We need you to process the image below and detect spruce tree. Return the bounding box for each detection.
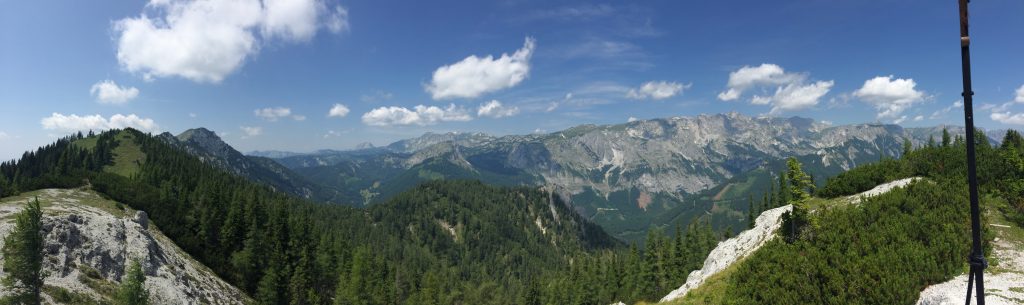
[902,138,913,157]
[942,128,951,147]
[1,198,44,305]
[783,158,813,242]
[747,195,755,229]
[114,260,149,305]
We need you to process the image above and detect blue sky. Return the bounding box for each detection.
[1,0,1023,160]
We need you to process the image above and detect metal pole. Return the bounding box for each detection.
[957,0,986,304]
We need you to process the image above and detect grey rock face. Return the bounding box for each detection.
[0,189,248,304]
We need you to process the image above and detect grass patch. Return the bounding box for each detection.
[43,284,104,305]
[103,131,145,178]
[662,261,744,305]
[1,188,130,218]
[72,136,98,151]
[78,265,118,299]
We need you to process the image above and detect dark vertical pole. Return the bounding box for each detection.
[957,0,986,304]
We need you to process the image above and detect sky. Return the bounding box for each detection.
[1,0,1023,161]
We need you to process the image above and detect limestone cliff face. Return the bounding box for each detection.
[0,189,248,305]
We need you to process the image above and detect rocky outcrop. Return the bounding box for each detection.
[659,204,793,302]
[0,189,248,304]
[660,178,924,303]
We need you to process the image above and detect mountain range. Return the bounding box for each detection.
[206,112,988,240]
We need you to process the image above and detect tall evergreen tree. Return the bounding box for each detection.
[114,260,150,305]
[782,158,813,242]
[1,198,44,305]
[747,194,755,229]
[942,128,951,147]
[902,138,913,157]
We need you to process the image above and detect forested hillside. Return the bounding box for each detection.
[664,129,1024,305]
[0,129,622,304]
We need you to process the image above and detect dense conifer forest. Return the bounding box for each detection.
[1,128,1022,305]
[0,129,721,304]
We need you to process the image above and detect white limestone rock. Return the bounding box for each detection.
[0,189,248,304]
[659,204,792,302]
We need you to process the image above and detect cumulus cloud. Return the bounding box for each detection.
[240,126,263,138]
[41,113,159,133]
[90,80,140,104]
[426,37,535,100]
[255,107,303,121]
[717,63,831,112]
[914,115,924,122]
[766,81,834,113]
[894,115,908,124]
[627,117,638,122]
[1016,84,1024,103]
[717,63,805,101]
[362,104,471,126]
[853,75,925,119]
[992,112,1024,125]
[328,103,350,118]
[477,100,520,118]
[114,0,349,83]
[255,107,291,121]
[626,81,690,100]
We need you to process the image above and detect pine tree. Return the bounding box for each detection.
[783,158,813,242]
[902,138,913,157]
[114,260,149,305]
[942,128,951,147]
[776,171,789,207]
[786,157,812,202]
[747,195,755,229]
[2,198,44,305]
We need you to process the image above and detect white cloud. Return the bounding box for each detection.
[626,81,690,100]
[1016,84,1024,103]
[717,63,830,113]
[90,80,140,104]
[240,126,263,138]
[114,0,349,83]
[717,88,741,101]
[627,117,638,122]
[324,6,349,33]
[426,37,535,100]
[362,104,472,126]
[0,132,9,140]
[477,100,520,118]
[323,130,343,138]
[992,112,1024,125]
[768,81,834,113]
[717,63,805,101]
[189,112,198,118]
[931,100,964,119]
[254,107,299,121]
[853,75,925,119]
[41,113,159,133]
[914,115,924,122]
[328,103,350,118]
[894,115,908,124]
[525,4,615,21]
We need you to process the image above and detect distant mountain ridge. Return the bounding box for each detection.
[262,112,1000,240]
[157,128,348,204]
